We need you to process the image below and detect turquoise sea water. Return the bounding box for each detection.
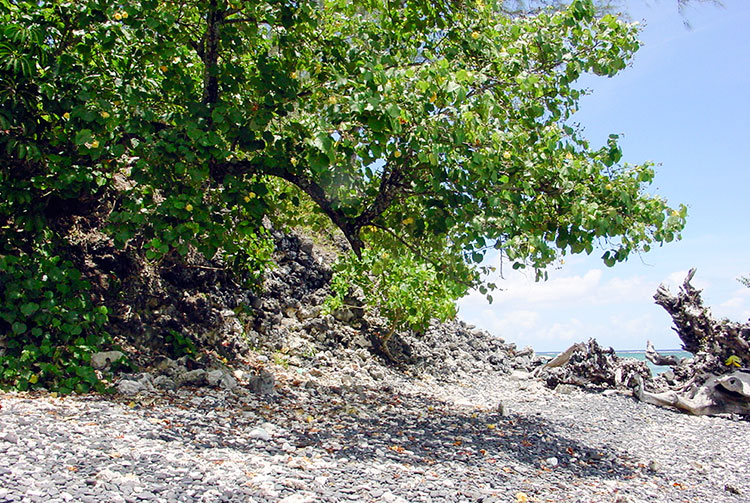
[537,349,692,375]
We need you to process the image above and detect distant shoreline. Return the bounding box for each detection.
[537,349,685,354]
[537,349,692,374]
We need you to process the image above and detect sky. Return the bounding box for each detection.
[457,0,750,352]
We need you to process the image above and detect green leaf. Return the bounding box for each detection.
[21,302,40,316]
[308,152,329,172]
[367,116,387,132]
[74,129,93,145]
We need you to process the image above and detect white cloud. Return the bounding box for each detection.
[662,269,710,291]
[541,319,585,343]
[667,270,690,285]
[597,275,656,304]
[465,308,540,336]
[469,267,655,308]
[485,269,603,305]
[457,256,747,352]
[714,286,750,320]
[720,297,745,309]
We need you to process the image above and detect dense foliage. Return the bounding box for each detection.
[1,0,685,390]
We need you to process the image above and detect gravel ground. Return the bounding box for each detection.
[0,369,747,503]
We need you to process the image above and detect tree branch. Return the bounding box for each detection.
[202,0,223,107]
[214,159,365,256]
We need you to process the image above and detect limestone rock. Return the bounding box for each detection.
[175,369,207,388]
[153,375,176,391]
[248,427,272,441]
[207,369,238,391]
[247,370,275,394]
[117,379,147,395]
[91,351,125,370]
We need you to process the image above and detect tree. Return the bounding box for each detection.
[0,0,685,389]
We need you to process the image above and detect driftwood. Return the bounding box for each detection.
[632,371,750,416]
[653,268,750,373]
[535,339,651,390]
[631,268,750,416]
[645,340,683,367]
[535,270,750,417]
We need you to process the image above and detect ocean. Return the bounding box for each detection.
[537,349,693,375]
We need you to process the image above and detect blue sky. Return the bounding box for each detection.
[457,0,750,351]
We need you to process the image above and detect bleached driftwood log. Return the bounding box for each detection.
[535,339,651,390]
[653,268,750,375]
[631,268,750,416]
[645,340,683,367]
[535,270,750,417]
[632,371,750,416]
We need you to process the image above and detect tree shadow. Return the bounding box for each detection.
[0,388,640,503]
[211,384,638,480]
[23,384,638,481]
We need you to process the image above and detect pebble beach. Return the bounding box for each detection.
[1,368,747,503]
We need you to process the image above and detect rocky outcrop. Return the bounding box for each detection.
[104,226,543,393]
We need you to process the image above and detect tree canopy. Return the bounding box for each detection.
[0,0,686,390]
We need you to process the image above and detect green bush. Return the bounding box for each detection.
[0,246,110,393]
[327,247,464,344]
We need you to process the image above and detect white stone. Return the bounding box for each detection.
[496,402,510,416]
[508,370,531,381]
[279,492,316,503]
[116,380,145,395]
[545,456,559,467]
[248,427,271,441]
[1,430,18,444]
[340,375,354,387]
[554,384,576,395]
[91,351,125,369]
[206,369,225,386]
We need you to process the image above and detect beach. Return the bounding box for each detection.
[1,364,747,503]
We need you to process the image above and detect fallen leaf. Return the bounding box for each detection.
[516,492,529,503]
